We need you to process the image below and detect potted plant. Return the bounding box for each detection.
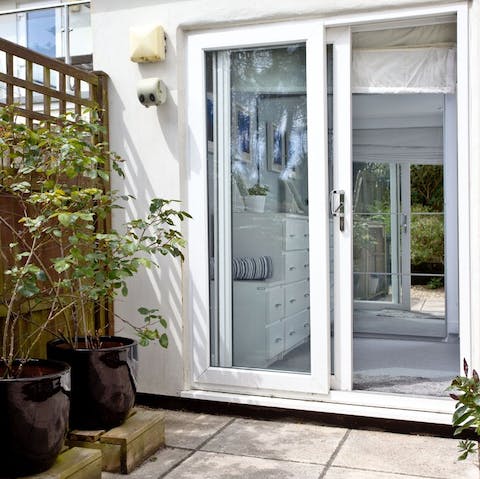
[449,359,480,464]
[0,106,190,432]
[244,183,269,213]
[0,108,72,475]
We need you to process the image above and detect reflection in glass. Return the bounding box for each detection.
[207,45,311,373]
[27,9,56,57]
[351,93,458,397]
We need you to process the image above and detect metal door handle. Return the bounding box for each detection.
[330,189,345,231]
[402,213,408,233]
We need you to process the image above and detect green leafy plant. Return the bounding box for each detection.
[0,106,190,377]
[410,204,444,266]
[426,277,444,289]
[448,359,480,460]
[247,184,269,196]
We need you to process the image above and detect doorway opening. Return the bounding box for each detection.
[337,23,460,396]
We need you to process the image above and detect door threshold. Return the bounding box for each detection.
[180,388,454,425]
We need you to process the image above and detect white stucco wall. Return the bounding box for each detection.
[90,0,480,397]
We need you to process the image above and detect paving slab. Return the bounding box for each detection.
[333,429,479,479]
[164,410,233,449]
[201,417,347,464]
[102,447,191,478]
[324,467,435,478]
[163,450,324,478]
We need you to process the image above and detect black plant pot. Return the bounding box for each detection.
[0,359,70,477]
[47,336,138,430]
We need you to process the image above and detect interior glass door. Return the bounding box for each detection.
[352,132,447,338]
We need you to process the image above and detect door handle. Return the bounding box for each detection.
[402,213,408,233]
[330,189,345,231]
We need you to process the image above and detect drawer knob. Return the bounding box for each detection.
[274,303,282,307]
[289,234,295,238]
[275,337,282,343]
[289,298,296,303]
[289,330,296,336]
[289,266,296,271]
[304,293,310,298]
[304,323,309,328]
[304,234,308,237]
[304,264,309,268]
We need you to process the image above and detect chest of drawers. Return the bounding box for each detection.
[232,213,310,368]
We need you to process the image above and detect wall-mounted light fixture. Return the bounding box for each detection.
[130,25,166,63]
[136,78,167,107]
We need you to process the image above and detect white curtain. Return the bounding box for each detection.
[352,24,456,94]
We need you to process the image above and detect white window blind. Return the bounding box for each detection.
[352,24,456,94]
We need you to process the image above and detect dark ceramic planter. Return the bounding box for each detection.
[0,359,70,477]
[47,336,138,430]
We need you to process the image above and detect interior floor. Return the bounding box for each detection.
[354,309,446,337]
[270,334,459,397]
[352,336,458,396]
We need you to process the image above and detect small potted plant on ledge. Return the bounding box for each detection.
[449,359,480,466]
[244,183,269,213]
[0,106,190,435]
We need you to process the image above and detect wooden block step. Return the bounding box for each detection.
[23,447,102,479]
[67,408,165,474]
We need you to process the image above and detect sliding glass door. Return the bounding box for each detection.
[328,23,460,396]
[188,8,467,401]
[188,20,330,394]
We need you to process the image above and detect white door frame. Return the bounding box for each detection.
[185,2,470,409]
[327,26,353,391]
[327,7,468,392]
[186,19,331,395]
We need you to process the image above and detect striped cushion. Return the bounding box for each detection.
[232,256,273,280]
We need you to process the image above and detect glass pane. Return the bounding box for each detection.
[207,45,310,373]
[353,162,394,302]
[351,92,458,397]
[69,4,92,58]
[27,9,56,57]
[327,44,335,375]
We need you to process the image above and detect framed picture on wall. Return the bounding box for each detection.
[267,122,285,172]
[233,104,251,162]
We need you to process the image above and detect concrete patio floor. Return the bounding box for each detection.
[103,408,479,479]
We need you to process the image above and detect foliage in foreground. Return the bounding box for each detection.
[449,359,480,460]
[0,106,190,377]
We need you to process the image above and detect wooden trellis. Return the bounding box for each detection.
[0,36,108,131]
[0,36,112,354]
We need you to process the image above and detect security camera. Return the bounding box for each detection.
[136,78,167,107]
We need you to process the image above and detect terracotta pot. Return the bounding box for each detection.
[0,359,70,476]
[47,336,138,429]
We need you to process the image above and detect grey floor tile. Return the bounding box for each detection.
[333,429,479,479]
[164,450,324,478]
[164,410,233,449]
[324,466,434,478]
[201,418,347,464]
[102,447,191,478]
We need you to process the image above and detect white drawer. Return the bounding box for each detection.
[267,286,284,324]
[285,280,310,316]
[266,321,284,359]
[285,250,309,283]
[285,219,309,251]
[284,310,310,351]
